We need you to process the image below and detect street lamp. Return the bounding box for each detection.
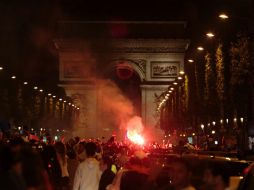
[179,71,185,75]
[201,124,204,131]
[197,46,204,51]
[206,32,215,38]
[219,13,229,20]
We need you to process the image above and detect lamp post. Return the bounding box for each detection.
[218,7,254,152]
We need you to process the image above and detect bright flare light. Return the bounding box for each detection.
[127,130,145,145]
[126,116,145,145]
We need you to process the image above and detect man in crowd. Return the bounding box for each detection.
[73,142,101,190]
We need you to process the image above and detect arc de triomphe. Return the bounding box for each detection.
[55,22,189,142]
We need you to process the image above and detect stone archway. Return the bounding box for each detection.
[55,22,189,141]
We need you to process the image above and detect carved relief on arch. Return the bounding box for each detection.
[113,59,146,81]
[71,93,88,128]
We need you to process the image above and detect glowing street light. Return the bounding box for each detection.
[188,59,194,63]
[0,67,3,70]
[179,71,185,75]
[11,75,16,79]
[197,46,204,51]
[23,81,28,85]
[219,13,229,20]
[206,32,215,38]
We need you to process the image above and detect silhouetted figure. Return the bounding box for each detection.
[99,155,115,190]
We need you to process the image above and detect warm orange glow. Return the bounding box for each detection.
[126,116,145,145]
[206,32,215,38]
[197,46,204,51]
[219,13,229,19]
[127,130,145,145]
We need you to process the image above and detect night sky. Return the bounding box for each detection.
[0,0,250,89]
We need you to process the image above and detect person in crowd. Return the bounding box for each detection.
[0,143,26,190]
[76,141,87,162]
[98,155,115,190]
[0,141,53,190]
[73,142,101,190]
[119,170,149,190]
[126,155,151,175]
[168,158,196,190]
[116,146,129,169]
[106,167,128,190]
[20,143,53,190]
[41,145,62,190]
[55,141,70,190]
[200,163,230,190]
[66,147,79,189]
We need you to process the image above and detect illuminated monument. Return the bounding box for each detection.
[54,21,189,141]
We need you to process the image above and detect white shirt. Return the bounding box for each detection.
[73,157,102,190]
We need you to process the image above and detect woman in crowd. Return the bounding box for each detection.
[54,142,70,190]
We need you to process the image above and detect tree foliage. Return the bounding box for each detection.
[204,52,216,105]
[215,43,225,102]
[230,35,251,85]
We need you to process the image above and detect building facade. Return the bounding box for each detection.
[55,21,189,141]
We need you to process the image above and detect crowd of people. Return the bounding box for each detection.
[0,128,239,190]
